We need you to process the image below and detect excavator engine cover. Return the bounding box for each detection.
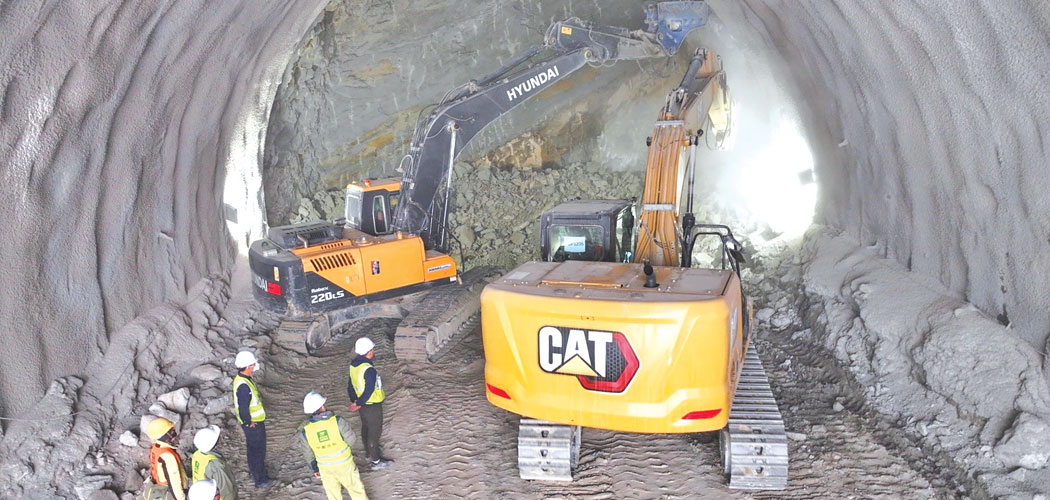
[482,260,749,434]
[249,222,457,318]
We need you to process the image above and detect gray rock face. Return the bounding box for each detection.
[262,0,686,225]
[0,0,328,418]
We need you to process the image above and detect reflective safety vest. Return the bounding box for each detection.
[232,375,266,424]
[349,361,385,404]
[304,416,353,467]
[150,443,185,486]
[191,450,218,482]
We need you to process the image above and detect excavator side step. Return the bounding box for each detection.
[394,267,502,362]
[722,343,789,490]
[518,419,581,481]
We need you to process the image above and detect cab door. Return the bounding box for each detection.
[370,190,401,235]
[372,194,389,234]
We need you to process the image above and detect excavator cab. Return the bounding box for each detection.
[540,200,634,263]
[344,177,401,235]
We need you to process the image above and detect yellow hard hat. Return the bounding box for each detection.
[146,417,175,441]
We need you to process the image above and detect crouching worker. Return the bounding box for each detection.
[191,425,238,500]
[188,480,219,500]
[299,392,369,500]
[144,417,188,500]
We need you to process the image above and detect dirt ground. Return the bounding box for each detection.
[214,308,978,500]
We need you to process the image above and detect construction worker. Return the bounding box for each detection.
[347,337,392,470]
[144,417,188,500]
[187,480,219,500]
[232,350,273,488]
[191,425,238,499]
[299,392,369,500]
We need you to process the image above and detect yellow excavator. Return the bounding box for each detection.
[481,47,789,490]
[248,2,714,359]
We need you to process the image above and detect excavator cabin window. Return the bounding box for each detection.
[373,195,387,234]
[345,191,362,229]
[549,225,605,262]
[615,206,635,263]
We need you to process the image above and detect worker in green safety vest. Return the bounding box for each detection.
[232,350,273,488]
[299,392,369,500]
[190,425,238,500]
[347,336,393,470]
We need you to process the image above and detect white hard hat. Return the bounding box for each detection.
[193,425,221,453]
[188,479,218,500]
[354,337,375,355]
[234,351,258,369]
[303,391,327,414]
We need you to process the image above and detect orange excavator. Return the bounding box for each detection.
[248,2,714,359]
[481,47,789,489]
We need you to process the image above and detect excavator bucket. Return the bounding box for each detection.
[645,1,712,55]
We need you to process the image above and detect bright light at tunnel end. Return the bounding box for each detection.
[728,121,817,241]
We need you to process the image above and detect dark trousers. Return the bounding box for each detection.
[359,403,383,461]
[241,422,269,485]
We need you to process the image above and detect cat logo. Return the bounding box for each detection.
[537,326,640,393]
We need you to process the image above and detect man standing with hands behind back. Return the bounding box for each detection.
[347,337,393,470]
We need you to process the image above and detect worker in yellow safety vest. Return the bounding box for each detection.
[144,417,188,500]
[347,337,393,470]
[299,392,369,500]
[191,425,238,499]
[232,350,273,488]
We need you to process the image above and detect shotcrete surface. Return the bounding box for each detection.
[709,0,1050,348]
[0,0,328,419]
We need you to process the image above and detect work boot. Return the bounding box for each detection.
[255,479,276,489]
[369,459,393,470]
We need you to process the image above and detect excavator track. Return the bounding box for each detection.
[517,419,581,481]
[394,266,501,362]
[721,343,789,490]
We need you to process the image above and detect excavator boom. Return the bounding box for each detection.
[392,2,713,253]
[634,49,730,267]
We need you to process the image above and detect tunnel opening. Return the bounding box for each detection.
[259,1,820,269]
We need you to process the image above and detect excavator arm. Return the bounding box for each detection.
[392,1,713,253]
[633,48,731,267]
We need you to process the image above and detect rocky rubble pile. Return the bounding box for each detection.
[446,162,643,270]
[0,277,286,499]
[289,188,345,225]
[282,161,645,271]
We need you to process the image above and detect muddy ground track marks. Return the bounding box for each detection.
[217,310,976,499]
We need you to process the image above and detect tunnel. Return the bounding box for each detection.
[1,0,1048,498]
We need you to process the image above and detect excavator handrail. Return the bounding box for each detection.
[391,2,712,253]
[684,223,746,274]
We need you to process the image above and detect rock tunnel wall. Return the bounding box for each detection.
[710,0,1050,348]
[0,0,328,418]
